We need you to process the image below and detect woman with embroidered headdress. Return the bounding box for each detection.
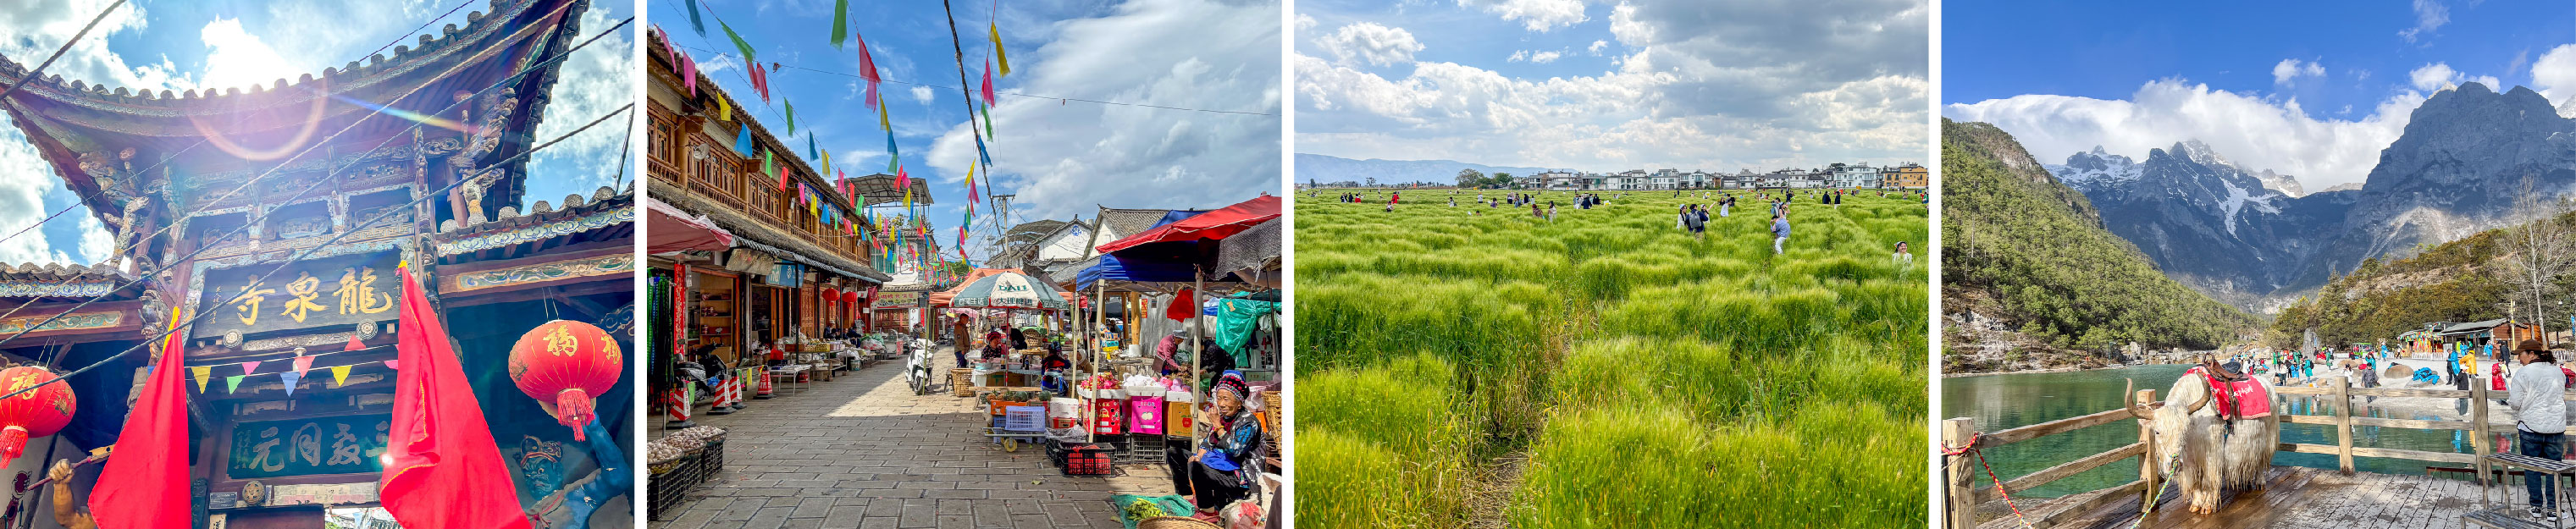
[1189,371,1264,514]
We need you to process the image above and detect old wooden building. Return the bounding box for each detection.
[0,0,634,527]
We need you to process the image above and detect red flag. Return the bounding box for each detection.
[88,313,191,528]
[855,32,882,107]
[1167,288,1197,321]
[379,267,531,529]
[750,64,771,102]
[981,59,997,105]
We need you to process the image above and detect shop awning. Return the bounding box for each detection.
[1213,218,1281,279]
[647,196,732,254]
[947,270,1071,311]
[931,267,1015,306]
[1094,195,1280,252]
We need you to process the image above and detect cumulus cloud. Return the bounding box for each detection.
[1588,40,1607,55]
[1313,22,1423,67]
[2529,45,2576,108]
[926,0,1280,223]
[2409,62,2499,92]
[526,5,637,196]
[2398,0,2448,43]
[1945,79,2430,190]
[1296,0,1927,171]
[1457,0,1589,32]
[2271,58,2324,85]
[1508,50,1563,63]
[911,85,937,104]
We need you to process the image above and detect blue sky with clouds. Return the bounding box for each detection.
[0,0,634,267]
[1945,0,2576,190]
[655,0,1280,264]
[1295,0,1929,174]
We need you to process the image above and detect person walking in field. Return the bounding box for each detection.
[1771,213,1790,254]
[2508,339,2567,521]
[1685,205,1707,240]
[1677,204,1690,230]
[1547,201,1556,223]
[1893,241,1913,267]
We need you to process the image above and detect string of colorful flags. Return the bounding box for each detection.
[663,0,1007,273]
[172,338,401,395]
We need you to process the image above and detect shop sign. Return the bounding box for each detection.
[194,251,402,339]
[766,262,803,287]
[876,291,920,306]
[227,414,390,478]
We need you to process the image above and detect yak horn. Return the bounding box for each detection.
[2122,378,2157,419]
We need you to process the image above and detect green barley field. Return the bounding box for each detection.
[1295,189,1929,528]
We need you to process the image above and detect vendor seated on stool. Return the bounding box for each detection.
[1188,371,1265,514]
[1038,346,1072,392]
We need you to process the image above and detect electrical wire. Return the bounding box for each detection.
[0,102,635,403]
[0,14,633,350]
[0,1,595,318]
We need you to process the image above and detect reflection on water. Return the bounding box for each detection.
[1944,365,2490,499]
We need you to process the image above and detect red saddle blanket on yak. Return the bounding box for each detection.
[2193,366,2272,419]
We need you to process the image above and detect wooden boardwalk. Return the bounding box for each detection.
[1978,466,2512,529]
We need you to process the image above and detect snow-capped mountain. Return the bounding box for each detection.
[2039,82,2576,311]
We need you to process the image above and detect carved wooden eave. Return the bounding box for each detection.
[431,185,632,262]
[0,0,595,230]
[647,29,871,213]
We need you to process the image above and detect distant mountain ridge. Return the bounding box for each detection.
[1295,153,1553,185]
[2034,82,2576,312]
[1941,118,2255,360]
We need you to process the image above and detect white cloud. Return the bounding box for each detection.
[1945,79,2429,190]
[1506,50,1565,63]
[911,85,937,104]
[1296,0,1926,171]
[1457,0,1589,32]
[2409,62,2499,92]
[2530,45,2576,108]
[1295,14,1317,32]
[526,5,637,197]
[1313,22,1423,67]
[74,214,112,266]
[2271,58,2324,85]
[198,18,299,92]
[2399,0,2449,43]
[1588,40,1607,55]
[926,0,1280,223]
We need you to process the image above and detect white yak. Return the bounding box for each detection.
[2126,365,2280,515]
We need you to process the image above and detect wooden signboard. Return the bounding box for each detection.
[226,414,391,478]
[194,251,403,339]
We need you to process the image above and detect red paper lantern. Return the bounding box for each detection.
[843,290,860,305]
[507,320,623,440]
[0,367,74,469]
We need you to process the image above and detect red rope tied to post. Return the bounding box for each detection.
[1943,432,2039,529]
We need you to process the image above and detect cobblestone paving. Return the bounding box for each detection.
[651,349,1174,529]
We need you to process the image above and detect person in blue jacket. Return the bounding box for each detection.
[1771,213,1791,254]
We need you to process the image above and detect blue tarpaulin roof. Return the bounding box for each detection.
[1075,211,1205,290]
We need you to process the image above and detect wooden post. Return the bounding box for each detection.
[1943,417,1977,529]
[2472,372,2492,485]
[2333,376,2356,474]
[2136,389,2159,512]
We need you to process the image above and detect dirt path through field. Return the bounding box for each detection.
[1466,449,1533,528]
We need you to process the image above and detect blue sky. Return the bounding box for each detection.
[1945,0,2576,189]
[0,0,634,266]
[1295,0,1928,173]
[655,0,1280,264]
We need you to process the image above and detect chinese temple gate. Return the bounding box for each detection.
[0,1,633,528]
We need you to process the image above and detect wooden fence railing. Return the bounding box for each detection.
[1943,373,2576,529]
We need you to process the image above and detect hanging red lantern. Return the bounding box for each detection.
[0,366,74,469]
[507,320,623,441]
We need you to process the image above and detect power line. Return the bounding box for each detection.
[0,0,126,102]
[0,0,478,250]
[0,2,586,274]
[0,102,635,403]
[0,13,632,349]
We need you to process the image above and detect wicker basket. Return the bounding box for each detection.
[1262,391,1282,434]
[1136,516,1221,529]
[951,369,977,397]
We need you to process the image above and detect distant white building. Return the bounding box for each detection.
[1540,170,1584,190]
[1831,164,1882,188]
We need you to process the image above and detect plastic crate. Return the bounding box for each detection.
[1001,405,1047,433]
[1063,446,1116,477]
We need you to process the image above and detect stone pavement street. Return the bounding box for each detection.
[651,347,1175,529]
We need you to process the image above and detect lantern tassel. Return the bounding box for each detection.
[556,388,595,441]
[0,425,27,468]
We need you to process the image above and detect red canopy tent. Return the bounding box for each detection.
[646,196,734,253]
[1094,195,1280,252]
